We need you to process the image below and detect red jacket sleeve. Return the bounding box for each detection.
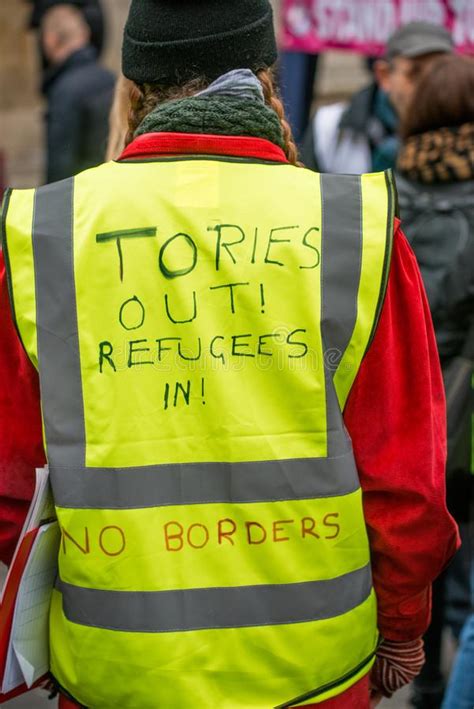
[0,251,46,565]
[344,222,460,642]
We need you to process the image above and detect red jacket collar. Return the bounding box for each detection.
[119,132,289,163]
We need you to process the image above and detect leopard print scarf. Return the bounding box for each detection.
[397,123,474,184]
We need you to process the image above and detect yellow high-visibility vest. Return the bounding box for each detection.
[3,156,395,708]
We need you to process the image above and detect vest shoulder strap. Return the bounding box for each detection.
[320,170,396,410]
[2,186,38,367]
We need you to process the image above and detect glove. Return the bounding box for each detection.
[370,637,425,699]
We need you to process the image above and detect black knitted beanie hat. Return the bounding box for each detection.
[122,0,278,87]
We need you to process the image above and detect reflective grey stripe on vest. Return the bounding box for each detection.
[56,563,372,633]
[33,178,86,469]
[32,176,364,510]
[50,449,359,509]
[320,174,363,456]
[320,174,362,366]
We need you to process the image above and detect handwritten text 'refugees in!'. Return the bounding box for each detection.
[95,222,321,408]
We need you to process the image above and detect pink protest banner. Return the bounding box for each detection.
[281,0,474,56]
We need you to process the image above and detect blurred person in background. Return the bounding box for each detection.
[272,0,320,145]
[301,22,453,174]
[396,54,474,709]
[441,243,474,709]
[279,50,319,145]
[41,3,114,183]
[28,0,106,66]
[442,584,474,709]
[1,0,459,706]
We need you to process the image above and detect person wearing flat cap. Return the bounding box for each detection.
[376,21,454,124]
[0,2,458,708]
[302,21,454,174]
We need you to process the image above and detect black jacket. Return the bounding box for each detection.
[43,46,115,184]
[397,174,474,495]
[396,175,474,364]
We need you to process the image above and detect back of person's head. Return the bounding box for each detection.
[400,54,474,139]
[41,3,90,64]
[119,0,299,165]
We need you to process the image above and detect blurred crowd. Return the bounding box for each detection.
[2,2,474,708]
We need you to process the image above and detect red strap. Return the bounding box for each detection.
[55,678,369,709]
[0,529,39,670]
[293,675,370,708]
[59,695,83,709]
[119,133,288,163]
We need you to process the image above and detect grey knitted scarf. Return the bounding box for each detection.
[135,69,284,149]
